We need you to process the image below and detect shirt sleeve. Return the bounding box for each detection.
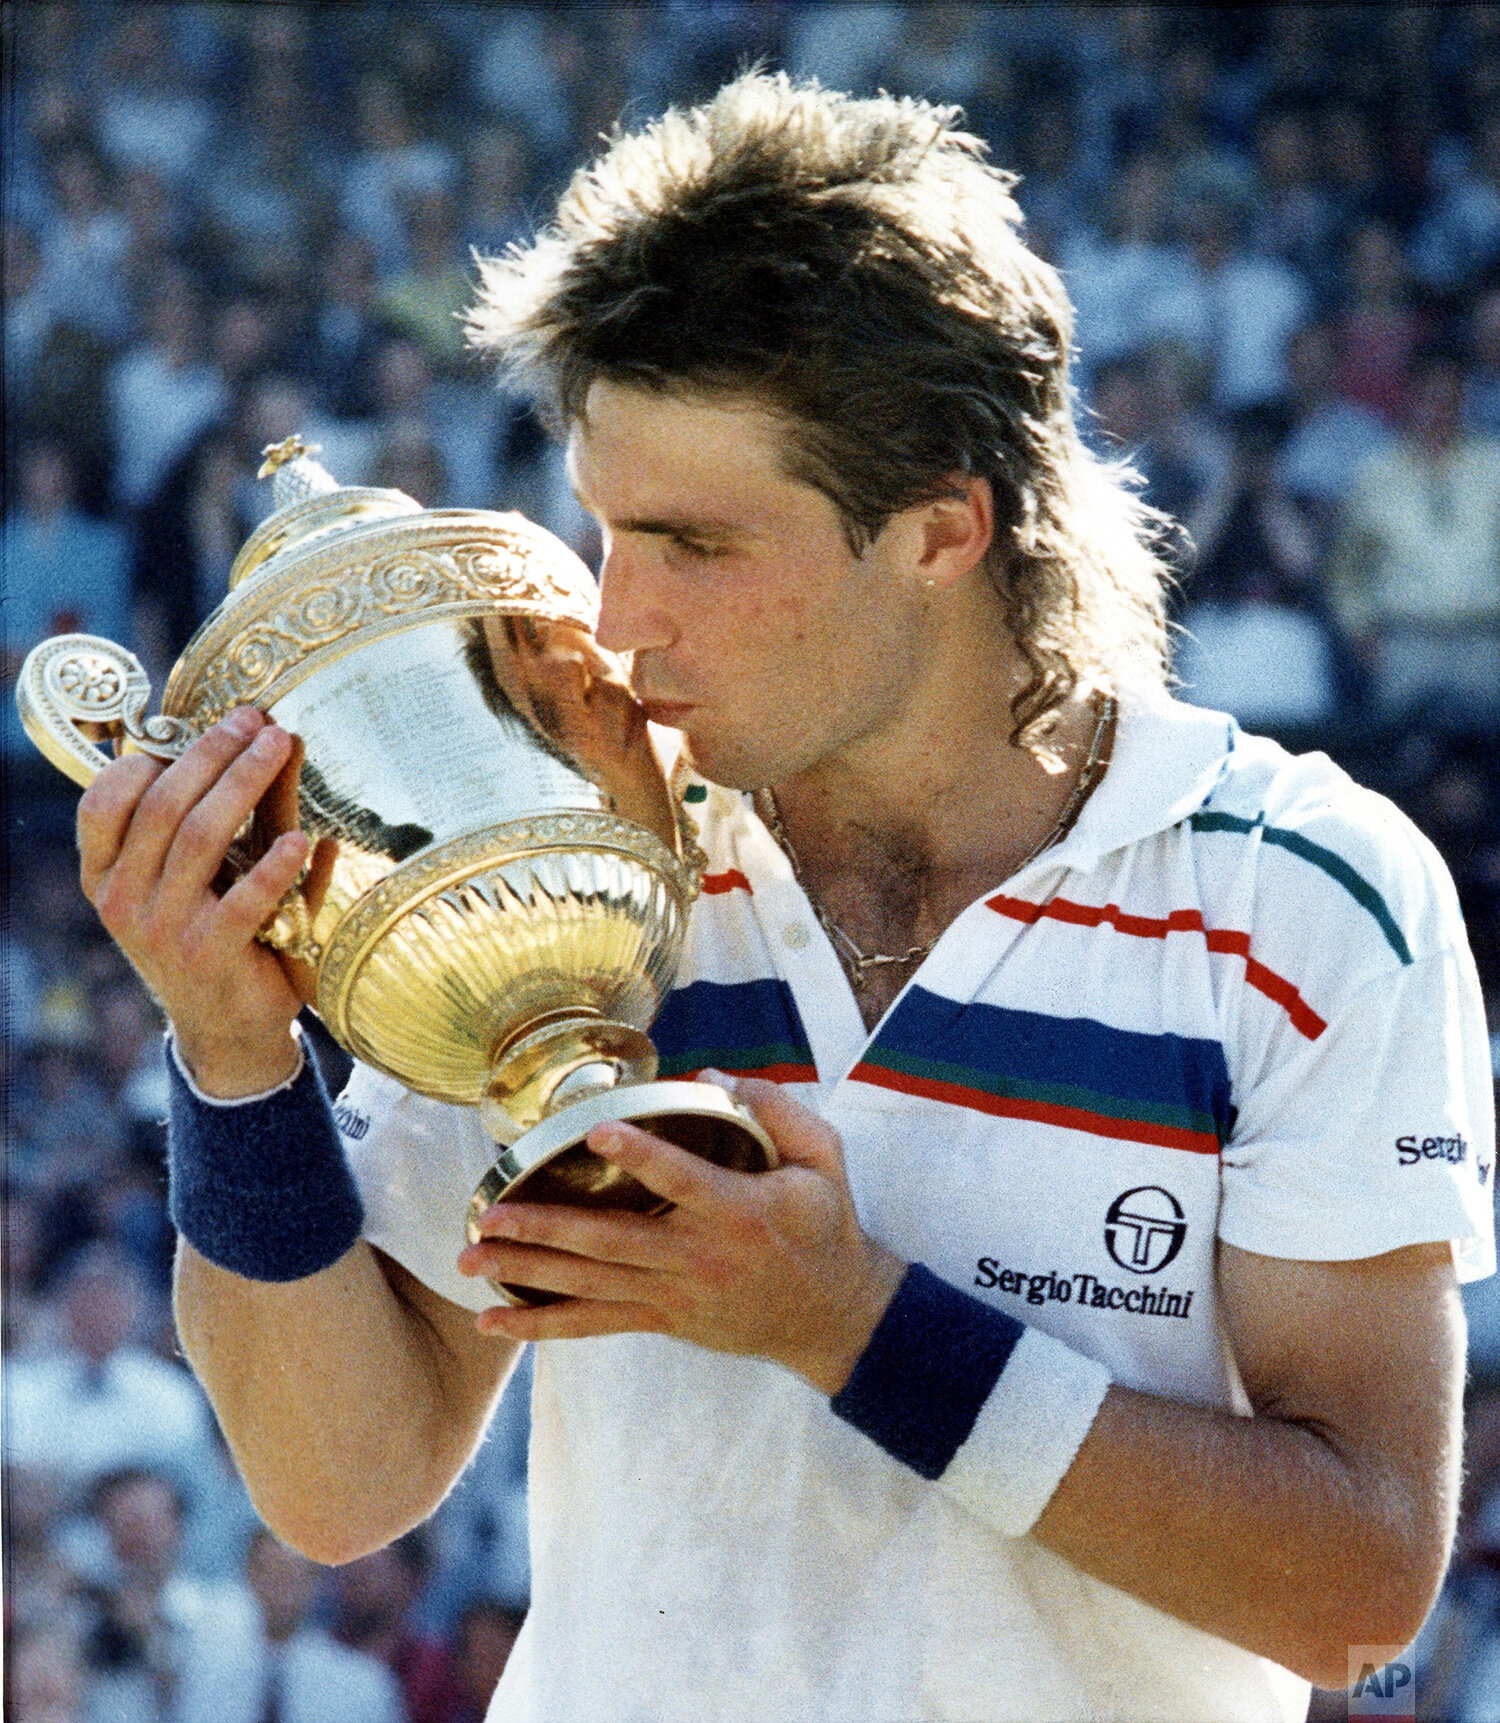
[1218,945,1496,1282]
[336,1061,502,1313]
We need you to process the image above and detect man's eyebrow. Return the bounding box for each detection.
[611,513,742,538]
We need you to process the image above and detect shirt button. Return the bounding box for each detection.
[782,922,811,951]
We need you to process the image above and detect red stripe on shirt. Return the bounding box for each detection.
[700,869,753,895]
[985,893,1327,1039]
[675,1062,818,1084]
[850,1063,1223,1155]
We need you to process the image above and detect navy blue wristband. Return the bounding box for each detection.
[830,1262,1025,1479]
[167,1044,365,1282]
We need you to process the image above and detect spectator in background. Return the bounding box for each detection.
[473,7,581,160]
[1328,349,1500,728]
[245,1531,403,1723]
[92,8,216,194]
[5,220,54,399]
[131,427,263,675]
[2,438,130,671]
[106,267,227,514]
[304,228,391,420]
[377,189,478,376]
[1320,101,1402,243]
[1185,403,1321,605]
[330,1531,465,1723]
[1276,318,1395,533]
[1010,97,1095,261]
[117,165,189,312]
[1145,189,1309,410]
[200,69,331,276]
[3,1246,227,1540]
[370,419,450,509]
[1464,287,1500,439]
[367,336,500,507]
[34,136,134,347]
[1249,102,1339,304]
[1061,150,1190,392]
[1412,101,1500,299]
[1331,220,1430,427]
[78,1468,261,1723]
[1089,340,1229,528]
[1175,404,1337,730]
[462,125,534,261]
[340,72,457,279]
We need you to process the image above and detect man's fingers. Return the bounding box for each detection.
[466,1201,677,1270]
[700,1071,846,1177]
[87,710,267,909]
[213,830,312,945]
[457,1237,658,1305]
[77,753,168,897]
[584,1119,735,1211]
[475,1296,671,1343]
[156,722,298,908]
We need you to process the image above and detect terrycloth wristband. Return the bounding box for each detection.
[166,1035,365,1282]
[831,1262,1112,1538]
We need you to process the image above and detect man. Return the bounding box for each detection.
[244,1528,404,1723]
[80,1468,262,1723]
[76,74,1492,1722]
[1327,348,1500,731]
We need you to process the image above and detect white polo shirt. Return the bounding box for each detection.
[342,694,1494,1723]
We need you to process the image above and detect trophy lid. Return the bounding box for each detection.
[161,434,603,729]
[227,435,424,590]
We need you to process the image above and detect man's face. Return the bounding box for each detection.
[567,382,935,789]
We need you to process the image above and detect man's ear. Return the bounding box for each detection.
[913,475,994,590]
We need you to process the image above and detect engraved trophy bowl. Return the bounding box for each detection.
[16,437,775,1305]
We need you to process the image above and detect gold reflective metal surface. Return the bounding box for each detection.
[15,440,774,1302]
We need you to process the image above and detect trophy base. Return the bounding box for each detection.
[466,1081,778,1307]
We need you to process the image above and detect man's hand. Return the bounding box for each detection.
[76,708,319,1096]
[459,1075,906,1394]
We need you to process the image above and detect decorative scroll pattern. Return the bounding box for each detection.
[16,635,195,789]
[164,519,602,726]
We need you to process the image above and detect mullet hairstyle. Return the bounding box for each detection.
[468,70,1173,756]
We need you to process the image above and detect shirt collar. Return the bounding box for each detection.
[1035,692,1236,878]
[670,693,1238,885]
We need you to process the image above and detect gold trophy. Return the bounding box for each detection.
[16,438,774,1304]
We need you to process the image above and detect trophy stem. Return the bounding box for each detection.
[478,1014,658,1146]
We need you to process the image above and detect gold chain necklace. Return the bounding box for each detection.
[757,696,1116,989]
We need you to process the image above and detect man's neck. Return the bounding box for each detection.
[769,596,1098,885]
[762,594,1108,1024]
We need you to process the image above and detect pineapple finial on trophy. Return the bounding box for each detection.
[257,434,340,509]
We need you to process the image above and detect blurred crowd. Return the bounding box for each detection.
[5,5,1500,1720]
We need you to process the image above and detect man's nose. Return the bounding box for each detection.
[594,540,674,656]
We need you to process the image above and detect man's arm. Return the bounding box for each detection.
[174,1241,516,1564]
[1031,1239,1463,1687]
[462,1079,1467,1687]
[77,710,517,1562]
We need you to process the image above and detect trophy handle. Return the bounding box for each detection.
[15,634,194,788]
[15,634,322,971]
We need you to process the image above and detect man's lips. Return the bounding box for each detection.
[636,698,696,726]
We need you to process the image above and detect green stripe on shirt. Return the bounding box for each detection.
[1188,810,1413,965]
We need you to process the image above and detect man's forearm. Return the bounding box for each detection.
[175,1240,518,1564]
[1031,1382,1451,1687]
[1030,1243,1465,1688]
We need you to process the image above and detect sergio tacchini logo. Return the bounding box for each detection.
[1105,1186,1187,1274]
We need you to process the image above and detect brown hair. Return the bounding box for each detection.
[468,70,1172,753]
